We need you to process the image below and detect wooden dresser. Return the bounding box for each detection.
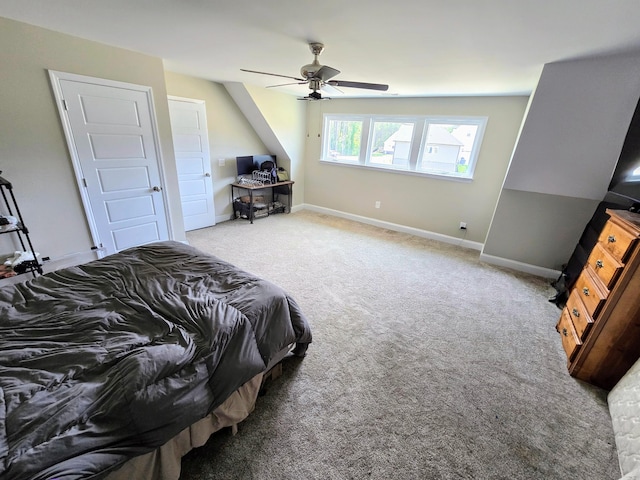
[556,209,640,390]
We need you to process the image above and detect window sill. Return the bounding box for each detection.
[319,159,474,182]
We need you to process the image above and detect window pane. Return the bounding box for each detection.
[321,114,486,180]
[419,123,479,176]
[325,119,362,161]
[369,122,414,168]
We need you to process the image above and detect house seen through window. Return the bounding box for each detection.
[322,114,487,179]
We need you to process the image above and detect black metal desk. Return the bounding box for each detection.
[230,180,294,224]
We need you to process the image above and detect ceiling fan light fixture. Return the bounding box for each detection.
[300,61,320,79]
[241,42,388,96]
[298,91,329,101]
[300,42,327,78]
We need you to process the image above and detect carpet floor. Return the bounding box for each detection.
[179,210,619,480]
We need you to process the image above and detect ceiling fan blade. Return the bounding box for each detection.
[241,69,305,82]
[321,83,343,95]
[328,80,389,91]
[314,65,340,81]
[266,82,308,88]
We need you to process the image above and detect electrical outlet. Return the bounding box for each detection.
[375,201,381,209]
[459,222,467,230]
[218,158,225,166]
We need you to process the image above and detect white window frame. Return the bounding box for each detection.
[321,114,488,181]
[365,117,419,171]
[322,115,367,165]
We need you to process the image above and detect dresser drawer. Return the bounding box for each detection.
[566,288,594,340]
[574,266,608,319]
[557,308,582,362]
[599,220,637,262]
[587,242,624,289]
[560,209,640,390]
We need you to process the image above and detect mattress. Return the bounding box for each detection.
[608,357,640,479]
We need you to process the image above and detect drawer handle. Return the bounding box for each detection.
[562,328,568,337]
[608,235,616,243]
[583,287,590,296]
[572,308,580,317]
[595,259,604,269]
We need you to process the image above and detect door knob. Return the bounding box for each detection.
[205,173,211,177]
[152,186,161,192]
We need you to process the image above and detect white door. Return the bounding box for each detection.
[168,98,215,231]
[49,71,170,256]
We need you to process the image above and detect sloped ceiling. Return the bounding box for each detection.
[1,0,640,98]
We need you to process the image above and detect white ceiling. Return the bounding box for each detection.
[3,0,640,98]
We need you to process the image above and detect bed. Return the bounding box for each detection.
[608,357,640,479]
[0,241,312,480]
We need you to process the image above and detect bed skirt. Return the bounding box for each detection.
[104,371,264,480]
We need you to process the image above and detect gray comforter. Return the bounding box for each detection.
[0,241,311,480]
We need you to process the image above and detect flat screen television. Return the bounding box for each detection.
[608,97,640,212]
[236,155,277,177]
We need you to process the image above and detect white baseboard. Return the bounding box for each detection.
[300,204,483,251]
[39,249,100,274]
[299,204,561,279]
[291,204,305,214]
[478,253,561,280]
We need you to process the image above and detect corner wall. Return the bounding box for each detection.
[224,83,307,207]
[483,52,640,272]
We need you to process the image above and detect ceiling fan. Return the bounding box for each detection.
[241,42,389,100]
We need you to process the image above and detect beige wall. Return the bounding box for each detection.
[163,72,267,221]
[241,84,307,174]
[0,17,184,266]
[303,96,529,243]
[224,83,307,207]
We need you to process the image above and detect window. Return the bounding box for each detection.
[322,114,487,180]
[368,121,414,168]
[418,123,480,176]
[323,117,364,163]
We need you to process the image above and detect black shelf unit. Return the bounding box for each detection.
[0,172,43,278]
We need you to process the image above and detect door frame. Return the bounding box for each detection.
[48,70,173,257]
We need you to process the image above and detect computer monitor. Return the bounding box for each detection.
[236,155,277,177]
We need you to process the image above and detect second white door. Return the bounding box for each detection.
[168,98,215,231]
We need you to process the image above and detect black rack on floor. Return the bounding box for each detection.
[0,172,43,278]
